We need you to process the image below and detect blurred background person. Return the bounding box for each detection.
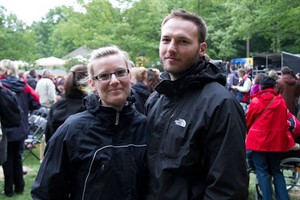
[146,68,160,93]
[131,67,150,114]
[45,64,88,143]
[0,82,22,166]
[17,71,26,82]
[268,70,279,81]
[226,65,239,95]
[130,66,140,85]
[231,68,252,112]
[26,69,38,89]
[276,66,300,116]
[0,64,7,80]
[35,69,57,161]
[54,75,65,101]
[0,59,40,197]
[35,69,57,108]
[246,76,298,200]
[250,73,266,96]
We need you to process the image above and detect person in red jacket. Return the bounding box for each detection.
[246,76,299,200]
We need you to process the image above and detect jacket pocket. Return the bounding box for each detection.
[161,110,193,159]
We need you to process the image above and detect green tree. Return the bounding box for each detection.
[0,6,37,62]
[32,6,73,58]
[123,0,167,65]
[1,0,300,65]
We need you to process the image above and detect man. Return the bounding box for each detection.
[276,66,300,116]
[35,69,57,108]
[26,69,38,89]
[35,69,57,162]
[226,65,239,95]
[145,9,248,199]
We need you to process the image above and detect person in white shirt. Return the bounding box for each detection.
[231,68,252,112]
[35,70,57,108]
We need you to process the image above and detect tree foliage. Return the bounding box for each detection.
[0,6,37,62]
[0,0,299,66]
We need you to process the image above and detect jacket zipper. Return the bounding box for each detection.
[115,112,120,125]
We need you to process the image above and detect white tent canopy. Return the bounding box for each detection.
[35,56,66,67]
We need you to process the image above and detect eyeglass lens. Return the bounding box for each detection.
[94,68,129,81]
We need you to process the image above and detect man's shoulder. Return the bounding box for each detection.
[63,110,91,126]
[191,82,234,102]
[203,81,228,91]
[37,78,55,90]
[38,78,53,84]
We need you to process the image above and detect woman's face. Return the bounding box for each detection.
[90,54,131,110]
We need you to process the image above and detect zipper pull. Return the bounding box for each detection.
[115,112,120,125]
[101,164,105,172]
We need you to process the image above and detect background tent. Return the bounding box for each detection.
[62,46,93,59]
[35,57,66,67]
[252,51,300,76]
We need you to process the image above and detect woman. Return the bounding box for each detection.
[250,73,265,96]
[131,67,151,114]
[0,59,41,197]
[44,64,88,143]
[31,46,147,199]
[246,76,298,200]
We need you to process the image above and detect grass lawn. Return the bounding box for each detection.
[0,147,299,200]
[0,147,41,200]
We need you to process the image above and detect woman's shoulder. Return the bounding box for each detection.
[63,110,93,126]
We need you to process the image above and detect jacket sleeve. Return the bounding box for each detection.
[203,97,248,200]
[0,86,22,127]
[25,84,41,111]
[287,111,300,139]
[245,101,257,130]
[31,124,71,200]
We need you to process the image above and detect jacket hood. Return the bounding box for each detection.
[1,76,26,92]
[281,74,297,85]
[132,82,151,99]
[250,88,276,99]
[156,58,227,97]
[250,88,284,109]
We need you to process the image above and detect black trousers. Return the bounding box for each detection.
[2,141,25,194]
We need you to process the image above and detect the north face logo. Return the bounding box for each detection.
[174,118,186,127]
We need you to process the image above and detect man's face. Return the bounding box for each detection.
[159,17,206,80]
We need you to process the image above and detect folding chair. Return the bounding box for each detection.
[23,116,47,161]
[38,106,50,118]
[31,116,47,140]
[30,106,50,118]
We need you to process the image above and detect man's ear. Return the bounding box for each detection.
[199,42,207,57]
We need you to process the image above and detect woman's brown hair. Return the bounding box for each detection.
[64,64,88,98]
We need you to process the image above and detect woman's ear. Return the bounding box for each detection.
[89,79,97,93]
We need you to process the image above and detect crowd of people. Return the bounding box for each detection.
[0,8,299,200]
[226,62,300,199]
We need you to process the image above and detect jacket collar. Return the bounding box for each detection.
[156,58,226,98]
[83,93,135,114]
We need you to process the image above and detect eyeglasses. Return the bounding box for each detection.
[92,68,129,81]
